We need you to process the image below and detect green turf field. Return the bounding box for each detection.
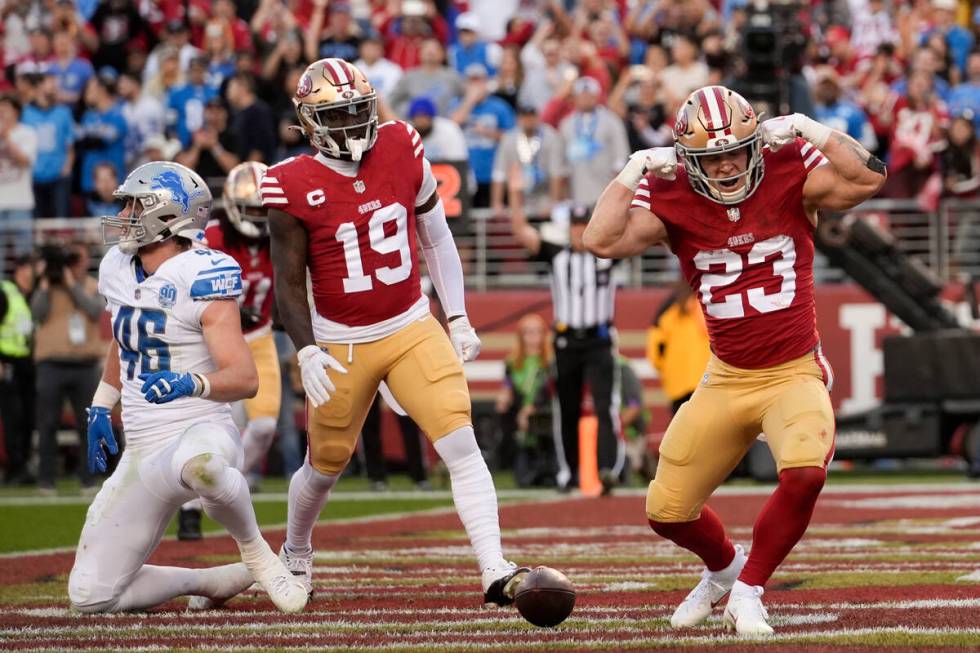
[0,468,969,555]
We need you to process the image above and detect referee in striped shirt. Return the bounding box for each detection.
[510,203,624,493]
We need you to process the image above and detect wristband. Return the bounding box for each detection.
[192,373,211,399]
[797,115,833,149]
[92,380,121,408]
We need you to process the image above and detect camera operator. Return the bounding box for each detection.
[32,244,108,495]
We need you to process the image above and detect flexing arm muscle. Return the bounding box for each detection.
[584,180,667,258]
[200,299,259,401]
[269,208,316,350]
[803,131,887,213]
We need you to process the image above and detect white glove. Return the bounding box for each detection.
[296,345,348,408]
[615,147,677,191]
[448,315,481,362]
[759,113,832,151]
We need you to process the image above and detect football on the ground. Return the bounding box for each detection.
[514,566,576,627]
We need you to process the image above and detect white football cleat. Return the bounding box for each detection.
[279,543,314,597]
[670,544,746,628]
[186,562,255,611]
[238,538,308,613]
[723,580,774,636]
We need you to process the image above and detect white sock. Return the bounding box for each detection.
[433,426,507,573]
[241,417,278,473]
[113,563,253,611]
[286,461,338,554]
[181,453,260,543]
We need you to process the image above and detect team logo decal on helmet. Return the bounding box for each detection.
[292,58,379,162]
[151,170,206,215]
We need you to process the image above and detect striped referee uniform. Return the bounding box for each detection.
[535,239,625,491]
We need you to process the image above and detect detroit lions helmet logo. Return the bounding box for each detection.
[151,171,206,215]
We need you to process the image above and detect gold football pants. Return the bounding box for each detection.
[646,349,835,523]
[307,315,471,475]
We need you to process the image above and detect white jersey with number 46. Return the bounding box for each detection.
[98,245,244,450]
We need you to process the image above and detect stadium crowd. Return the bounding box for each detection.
[1,0,980,229]
[0,0,979,489]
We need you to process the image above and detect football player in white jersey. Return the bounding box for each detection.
[68,161,307,614]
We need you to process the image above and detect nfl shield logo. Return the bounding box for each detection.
[727,207,741,222]
[353,180,366,193]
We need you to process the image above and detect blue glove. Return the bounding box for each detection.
[139,371,199,404]
[86,406,118,474]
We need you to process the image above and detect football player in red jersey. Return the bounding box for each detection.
[584,86,887,635]
[263,58,529,606]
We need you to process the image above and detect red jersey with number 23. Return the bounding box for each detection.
[632,138,829,369]
[259,121,426,328]
[203,221,274,335]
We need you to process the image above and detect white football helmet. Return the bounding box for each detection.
[102,161,211,254]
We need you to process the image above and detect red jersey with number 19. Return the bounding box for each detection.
[632,138,829,369]
[259,121,427,331]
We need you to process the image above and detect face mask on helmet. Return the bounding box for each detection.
[102,162,212,254]
[228,201,269,238]
[676,133,765,205]
[303,95,378,161]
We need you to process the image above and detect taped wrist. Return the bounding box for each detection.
[91,380,121,409]
[796,114,832,149]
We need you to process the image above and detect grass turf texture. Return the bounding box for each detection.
[2,483,980,651]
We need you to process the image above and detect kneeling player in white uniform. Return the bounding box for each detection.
[68,161,307,614]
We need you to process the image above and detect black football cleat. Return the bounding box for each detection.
[483,566,531,606]
[178,508,203,541]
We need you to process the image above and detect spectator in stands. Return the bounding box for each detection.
[584,8,630,74]
[22,26,54,68]
[496,313,555,488]
[609,64,672,151]
[261,29,307,103]
[0,94,37,256]
[660,34,710,108]
[33,243,105,495]
[407,96,468,161]
[519,29,577,112]
[882,69,948,199]
[356,32,404,99]
[305,0,362,63]
[275,67,312,159]
[492,103,567,221]
[924,0,974,75]
[226,72,277,163]
[449,12,502,77]
[174,96,241,178]
[143,20,201,83]
[948,52,980,131]
[851,0,899,60]
[48,29,94,106]
[22,68,74,219]
[251,0,301,51]
[86,0,156,73]
[166,55,217,147]
[85,162,121,217]
[138,133,182,166]
[941,112,980,262]
[893,47,952,103]
[491,46,523,110]
[381,0,450,70]
[202,20,238,89]
[76,70,127,197]
[450,63,516,207]
[0,254,36,487]
[144,46,184,103]
[559,76,629,208]
[388,38,463,117]
[13,61,42,108]
[812,66,878,152]
[212,0,254,53]
[117,71,165,169]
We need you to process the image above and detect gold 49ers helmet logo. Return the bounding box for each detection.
[673,108,689,138]
[296,73,313,98]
